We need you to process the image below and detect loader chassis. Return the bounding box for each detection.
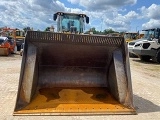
[128,28,160,63]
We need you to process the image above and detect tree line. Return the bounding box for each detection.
[22,27,125,36]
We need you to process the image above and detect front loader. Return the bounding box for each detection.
[0,28,17,56]
[14,12,136,115]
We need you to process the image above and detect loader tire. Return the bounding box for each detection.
[129,53,138,58]
[139,55,151,62]
[154,49,160,63]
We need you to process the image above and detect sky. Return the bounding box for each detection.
[0,0,160,32]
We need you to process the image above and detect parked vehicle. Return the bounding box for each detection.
[0,28,17,55]
[1,27,25,53]
[15,30,25,51]
[124,32,139,43]
[0,37,15,56]
[128,28,160,63]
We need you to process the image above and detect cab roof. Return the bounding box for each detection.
[55,12,87,17]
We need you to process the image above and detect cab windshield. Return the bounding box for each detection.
[61,14,82,33]
[143,29,158,40]
[16,31,25,36]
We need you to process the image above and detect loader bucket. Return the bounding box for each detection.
[14,31,136,115]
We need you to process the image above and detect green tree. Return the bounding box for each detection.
[103,29,115,34]
[85,28,120,35]
[23,27,32,33]
[44,27,50,31]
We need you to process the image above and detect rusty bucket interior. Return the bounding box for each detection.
[14,31,136,115]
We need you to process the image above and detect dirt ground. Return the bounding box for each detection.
[0,54,160,120]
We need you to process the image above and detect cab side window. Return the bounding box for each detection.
[155,31,159,39]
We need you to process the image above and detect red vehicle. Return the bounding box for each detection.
[0,28,17,56]
[0,36,16,56]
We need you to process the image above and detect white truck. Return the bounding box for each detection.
[128,28,160,63]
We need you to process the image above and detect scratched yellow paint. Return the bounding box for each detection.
[15,88,135,114]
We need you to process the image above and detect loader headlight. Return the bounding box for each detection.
[142,43,150,49]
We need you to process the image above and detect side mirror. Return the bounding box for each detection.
[53,14,57,21]
[86,16,89,24]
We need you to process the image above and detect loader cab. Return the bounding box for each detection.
[53,12,89,33]
[143,28,160,41]
[16,30,25,37]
